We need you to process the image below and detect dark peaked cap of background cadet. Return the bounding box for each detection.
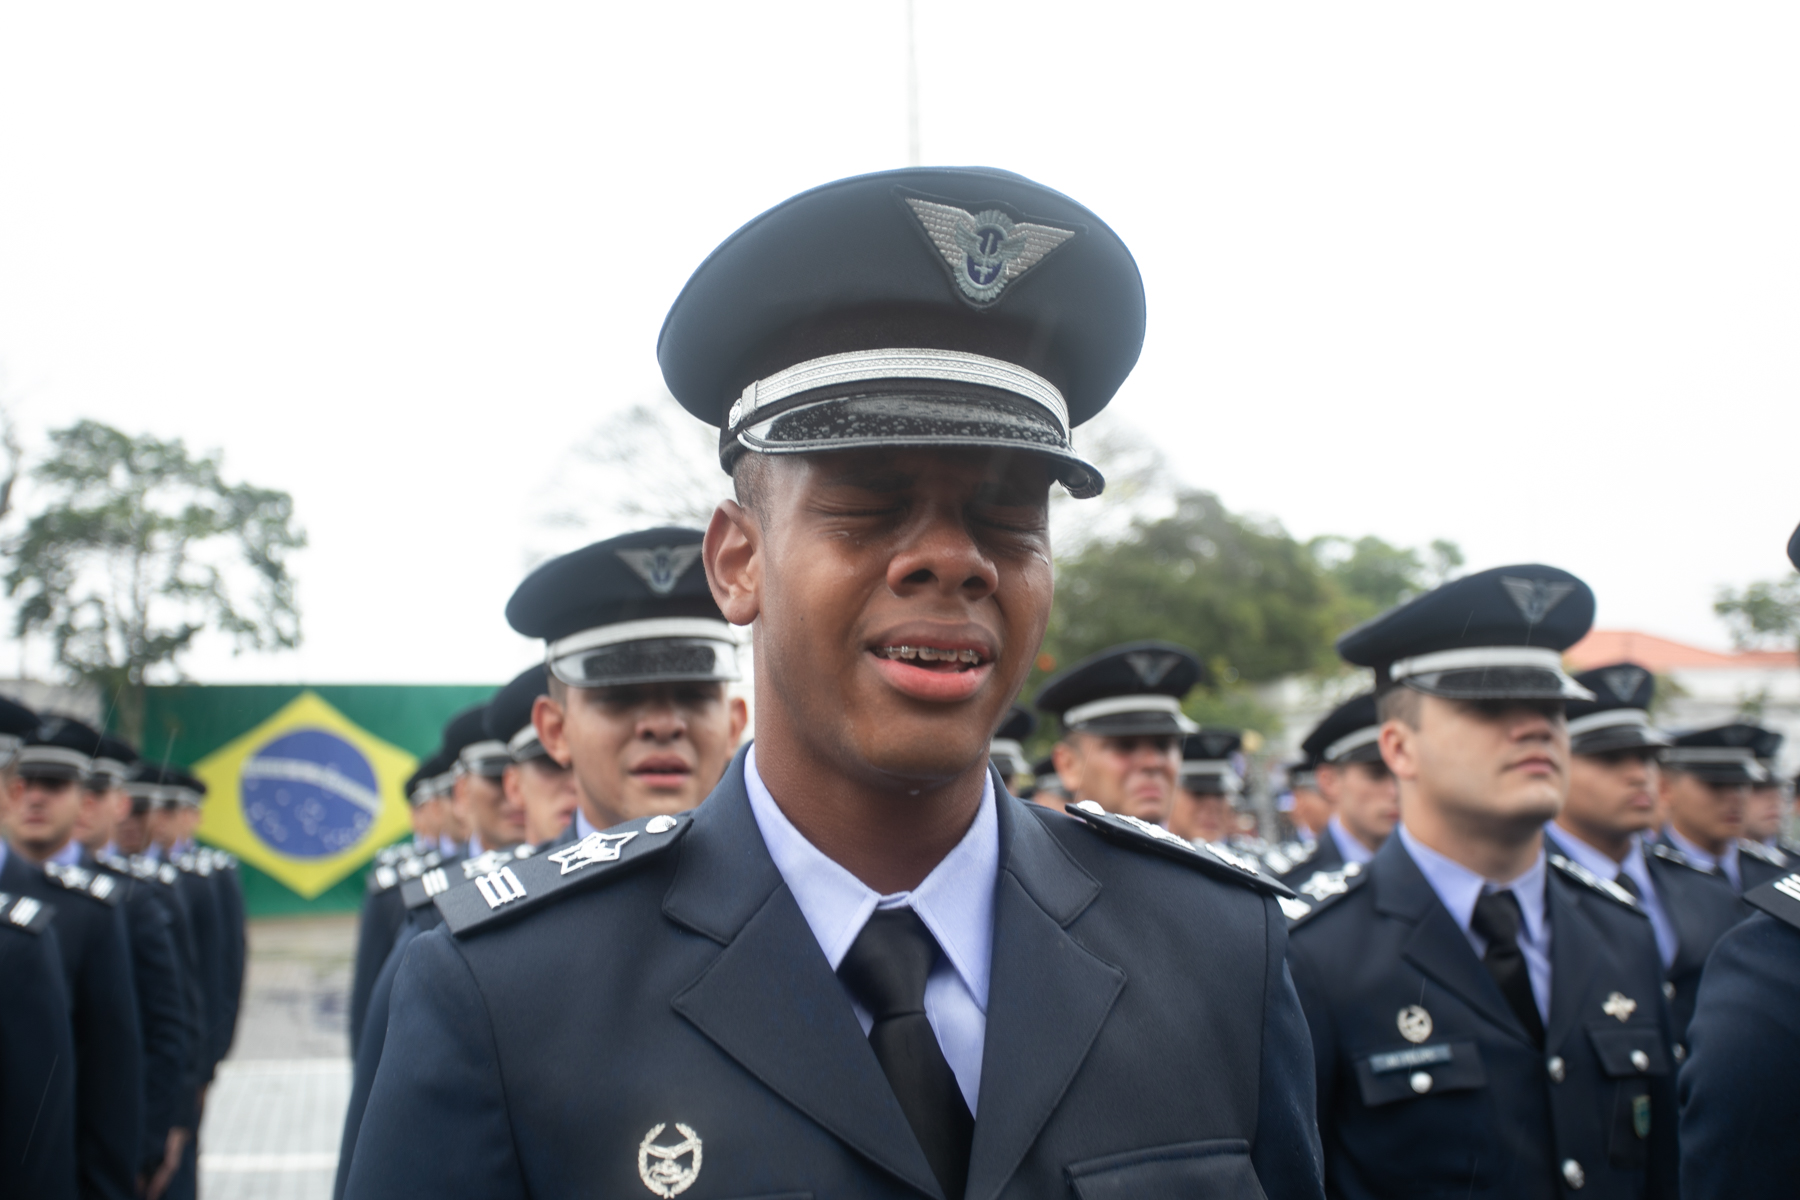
[1563,662,1670,756]
[1663,723,1769,785]
[505,528,738,691]
[485,665,552,761]
[1035,641,1204,736]
[1300,693,1383,767]
[989,704,1036,780]
[440,703,507,780]
[657,167,1147,499]
[18,714,102,780]
[1181,729,1244,794]
[0,694,36,762]
[1336,564,1595,700]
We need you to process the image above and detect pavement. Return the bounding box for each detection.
[198,914,355,1200]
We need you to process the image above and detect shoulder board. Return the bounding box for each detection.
[93,850,132,877]
[42,861,123,906]
[374,843,417,867]
[1746,872,1800,933]
[403,844,538,911]
[1738,839,1791,868]
[1549,854,1644,913]
[1268,840,1320,877]
[1060,801,1295,899]
[1285,863,1369,926]
[369,849,444,894]
[174,852,213,877]
[438,814,692,937]
[0,891,54,933]
[1648,841,1718,877]
[129,856,180,886]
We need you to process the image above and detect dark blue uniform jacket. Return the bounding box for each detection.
[346,753,1325,1200]
[1288,834,1678,1200]
[0,893,76,1200]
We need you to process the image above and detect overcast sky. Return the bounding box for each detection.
[0,3,1795,686]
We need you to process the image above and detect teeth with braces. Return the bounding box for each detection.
[877,645,984,665]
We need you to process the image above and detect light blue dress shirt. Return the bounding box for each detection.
[1664,825,1741,892]
[1546,826,1678,970]
[48,840,82,867]
[1399,824,1553,1024]
[744,744,997,1114]
[1328,814,1375,866]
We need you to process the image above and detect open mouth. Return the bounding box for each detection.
[867,638,996,702]
[630,757,694,788]
[872,644,989,671]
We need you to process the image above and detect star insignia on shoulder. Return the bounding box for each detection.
[547,830,639,875]
[1738,839,1790,868]
[1286,863,1368,926]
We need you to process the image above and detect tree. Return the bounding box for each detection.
[1311,534,1464,626]
[5,421,305,739]
[1714,576,1800,656]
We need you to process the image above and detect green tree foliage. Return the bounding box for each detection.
[1714,575,1800,655]
[5,421,305,738]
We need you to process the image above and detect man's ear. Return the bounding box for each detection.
[1051,741,1081,795]
[1378,720,1418,783]
[532,694,572,769]
[727,696,749,744]
[705,499,761,627]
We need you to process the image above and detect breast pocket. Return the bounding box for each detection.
[1067,1139,1263,1199]
[1352,1039,1486,1107]
[1586,1023,1668,1170]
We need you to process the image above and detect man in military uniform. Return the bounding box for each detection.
[1677,523,1800,1200]
[1038,641,1203,825]
[1543,663,1742,1042]
[0,868,78,1200]
[1278,694,1396,891]
[349,167,1322,1199]
[487,665,583,846]
[1168,729,1245,846]
[1288,565,1678,1199]
[1741,727,1791,857]
[1654,724,1786,892]
[1,719,146,1200]
[506,527,749,843]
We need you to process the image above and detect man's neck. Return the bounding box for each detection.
[753,722,987,896]
[1401,793,1543,882]
[12,833,73,867]
[1670,817,1729,858]
[1552,815,1631,864]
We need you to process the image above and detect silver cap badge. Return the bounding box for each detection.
[906,198,1076,305]
[617,545,703,596]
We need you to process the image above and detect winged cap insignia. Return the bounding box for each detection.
[1123,651,1180,688]
[617,545,703,596]
[637,1122,702,1197]
[1601,666,1647,702]
[546,830,639,876]
[1499,576,1576,625]
[905,198,1077,304]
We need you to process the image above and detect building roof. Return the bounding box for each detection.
[1565,629,1798,673]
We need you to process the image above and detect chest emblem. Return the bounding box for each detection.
[1397,1005,1434,1044]
[638,1123,702,1197]
[1602,991,1638,1022]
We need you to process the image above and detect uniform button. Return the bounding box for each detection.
[1562,1159,1586,1189]
[1672,1043,1686,1063]
[1630,1049,1650,1072]
[1547,1055,1566,1083]
[1409,1071,1433,1094]
[1662,981,1676,1001]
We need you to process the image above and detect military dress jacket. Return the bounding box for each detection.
[1677,871,1800,1200]
[0,852,145,1200]
[1638,843,1746,1042]
[1276,832,1346,891]
[346,752,1325,1200]
[164,852,230,1086]
[0,892,76,1200]
[348,846,443,1056]
[1287,835,1678,1200]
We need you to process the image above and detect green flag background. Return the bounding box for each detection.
[137,684,497,916]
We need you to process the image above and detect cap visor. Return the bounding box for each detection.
[548,637,740,690]
[1401,666,1593,703]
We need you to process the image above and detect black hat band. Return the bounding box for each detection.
[17,745,93,780]
[457,741,512,780]
[546,617,741,690]
[1322,725,1383,765]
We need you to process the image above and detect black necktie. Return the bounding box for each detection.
[1470,889,1546,1047]
[1612,871,1640,900]
[838,908,974,1200]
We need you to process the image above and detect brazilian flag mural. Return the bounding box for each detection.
[138,684,496,916]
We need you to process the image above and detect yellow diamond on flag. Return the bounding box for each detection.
[194,691,417,898]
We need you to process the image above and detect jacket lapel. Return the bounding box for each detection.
[963,793,1119,1200]
[665,750,944,1198]
[1543,871,1602,1053]
[1377,837,1536,1047]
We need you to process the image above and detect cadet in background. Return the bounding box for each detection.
[1277,693,1396,892]
[1654,724,1787,893]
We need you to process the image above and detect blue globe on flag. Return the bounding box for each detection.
[241,729,382,858]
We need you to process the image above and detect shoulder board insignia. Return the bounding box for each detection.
[1062,801,1295,899]
[404,845,537,911]
[1263,840,1313,877]
[374,843,418,868]
[1649,841,1717,877]
[1287,864,1369,926]
[43,861,122,905]
[1746,872,1800,933]
[1550,854,1644,913]
[371,850,444,893]
[0,891,54,933]
[174,852,213,877]
[94,851,132,876]
[1739,839,1790,868]
[438,814,691,937]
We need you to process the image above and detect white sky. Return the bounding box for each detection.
[0,3,1795,686]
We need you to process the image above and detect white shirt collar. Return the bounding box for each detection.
[1399,823,1548,946]
[743,744,998,1012]
[1547,822,1622,881]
